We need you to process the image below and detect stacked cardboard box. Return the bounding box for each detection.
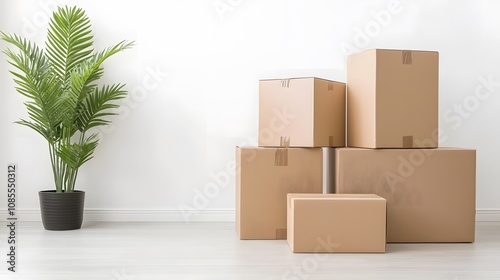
[334,148,476,242]
[236,147,324,239]
[236,49,476,251]
[258,78,345,147]
[347,49,439,148]
[336,49,476,243]
[287,194,386,253]
[236,78,346,240]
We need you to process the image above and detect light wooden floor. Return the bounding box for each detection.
[1,222,499,280]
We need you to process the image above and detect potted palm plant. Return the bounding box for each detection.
[1,6,134,230]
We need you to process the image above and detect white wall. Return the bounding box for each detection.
[1,0,499,221]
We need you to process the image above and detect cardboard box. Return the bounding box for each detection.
[236,147,331,239]
[347,49,439,148]
[334,148,476,242]
[259,77,345,147]
[287,194,386,253]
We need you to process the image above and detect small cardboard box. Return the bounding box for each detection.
[347,49,439,148]
[334,148,476,242]
[236,147,332,239]
[287,194,386,253]
[259,77,345,147]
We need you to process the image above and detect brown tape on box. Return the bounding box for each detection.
[274,149,288,166]
[403,50,413,64]
[280,79,290,88]
[403,136,414,148]
[328,82,334,91]
[276,228,287,239]
[275,136,290,166]
[280,136,290,147]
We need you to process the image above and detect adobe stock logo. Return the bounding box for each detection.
[111,268,135,280]
[21,0,68,38]
[381,74,498,200]
[259,106,296,145]
[281,236,340,280]
[212,0,244,21]
[442,74,499,129]
[179,104,295,222]
[340,0,403,57]
[384,148,438,191]
[178,136,257,222]
[94,65,169,140]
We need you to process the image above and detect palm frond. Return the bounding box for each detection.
[1,32,64,141]
[46,6,93,83]
[77,84,127,131]
[57,135,99,169]
[16,119,52,141]
[2,6,133,192]
[71,40,134,98]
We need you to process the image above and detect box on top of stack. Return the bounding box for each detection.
[347,49,439,149]
[259,77,346,148]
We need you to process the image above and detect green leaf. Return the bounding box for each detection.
[57,135,99,169]
[1,5,134,192]
[77,84,127,131]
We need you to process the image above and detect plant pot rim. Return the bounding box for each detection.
[39,190,85,193]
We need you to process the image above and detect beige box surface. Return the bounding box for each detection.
[347,49,439,148]
[287,194,386,253]
[259,77,345,147]
[334,148,476,242]
[236,147,326,239]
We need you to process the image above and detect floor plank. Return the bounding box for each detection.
[1,222,499,279]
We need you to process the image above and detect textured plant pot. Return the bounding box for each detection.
[39,190,85,230]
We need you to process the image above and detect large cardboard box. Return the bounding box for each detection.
[347,49,439,148]
[259,77,345,147]
[287,194,386,253]
[236,147,330,239]
[334,148,476,242]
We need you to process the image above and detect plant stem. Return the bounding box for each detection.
[49,143,61,192]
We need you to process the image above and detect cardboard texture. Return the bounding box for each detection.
[287,194,386,253]
[236,147,326,240]
[259,77,346,147]
[347,49,439,148]
[334,148,476,242]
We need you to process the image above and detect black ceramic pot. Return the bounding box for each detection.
[39,190,85,230]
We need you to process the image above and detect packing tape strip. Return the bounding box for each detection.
[328,82,334,91]
[403,136,414,148]
[280,136,290,147]
[274,136,290,166]
[274,149,288,166]
[280,79,291,88]
[275,228,287,240]
[403,50,413,64]
[329,136,334,146]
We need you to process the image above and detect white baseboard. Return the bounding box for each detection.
[476,208,500,222]
[0,209,236,222]
[83,209,236,222]
[1,208,499,222]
